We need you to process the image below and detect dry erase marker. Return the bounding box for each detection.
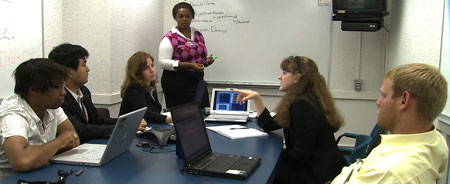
[204,55,217,67]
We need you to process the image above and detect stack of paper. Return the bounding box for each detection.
[206,125,268,139]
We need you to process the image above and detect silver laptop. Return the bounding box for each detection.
[204,88,250,123]
[51,107,147,166]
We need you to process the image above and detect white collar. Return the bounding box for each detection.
[171,26,196,40]
[18,94,53,130]
[66,87,84,103]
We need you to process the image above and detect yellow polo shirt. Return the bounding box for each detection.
[332,128,448,184]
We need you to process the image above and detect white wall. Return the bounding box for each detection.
[43,0,63,58]
[329,20,386,140]
[386,0,444,69]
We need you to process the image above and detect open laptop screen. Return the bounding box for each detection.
[193,80,206,104]
[193,80,210,109]
[171,103,211,163]
[212,89,248,112]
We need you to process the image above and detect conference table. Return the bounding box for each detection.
[0,120,283,184]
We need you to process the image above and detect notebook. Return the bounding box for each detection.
[171,102,260,180]
[206,124,267,139]
[51,107,147,166]
[204,88,250,123]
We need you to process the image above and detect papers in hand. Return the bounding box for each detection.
[161,111,171,116]
[207,125,267,139]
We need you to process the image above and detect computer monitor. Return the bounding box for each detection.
[332,0,387,16]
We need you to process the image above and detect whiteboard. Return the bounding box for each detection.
[440,0,450,117]
[187,0,332,85]
[0,0,43,99]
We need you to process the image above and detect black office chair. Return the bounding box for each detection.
[96,107,111,119]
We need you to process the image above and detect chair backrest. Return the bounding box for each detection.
[366,124,387,156]
[369,124,383,138]
[96,107,111,118]
[349,134,372,164]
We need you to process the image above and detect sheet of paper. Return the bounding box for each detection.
[161,112,171,116]
[207,125,267,139]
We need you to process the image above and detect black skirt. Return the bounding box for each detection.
[161,70,209,108]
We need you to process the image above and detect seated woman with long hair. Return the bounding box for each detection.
[119,51,172,124]
[234,56,347,183]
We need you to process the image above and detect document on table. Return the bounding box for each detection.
[206,125,267,139]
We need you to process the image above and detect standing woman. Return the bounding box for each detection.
[158,2,214,108]
[120,51,172,124]
[234,56,347,183]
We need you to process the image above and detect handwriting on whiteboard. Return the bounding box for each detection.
[188,1,251,35]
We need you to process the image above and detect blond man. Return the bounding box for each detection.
[332,63,448,183]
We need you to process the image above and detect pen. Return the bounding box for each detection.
[75,169,83,176]
[230,127,249,130]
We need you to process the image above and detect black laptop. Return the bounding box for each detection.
[163,80,208,113]
[171,102,261,180]
[193,79,207,104]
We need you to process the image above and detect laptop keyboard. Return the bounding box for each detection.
[194,154,241,172]
[207,114,248,120]
[79,147,105,161]
[152,127,173,132]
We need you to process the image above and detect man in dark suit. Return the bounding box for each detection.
[49,43,147,143]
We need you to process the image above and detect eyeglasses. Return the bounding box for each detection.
[293,56,302,71]
[50,83,66,91]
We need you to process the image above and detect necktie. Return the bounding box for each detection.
[80,98,87,121]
